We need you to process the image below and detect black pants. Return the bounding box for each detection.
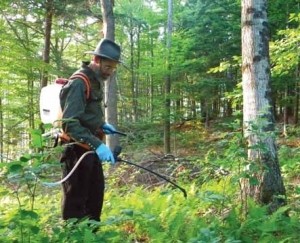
[60,144,105,221]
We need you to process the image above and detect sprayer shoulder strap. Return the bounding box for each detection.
[69,72,91,100]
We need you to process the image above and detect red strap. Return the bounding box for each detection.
[70,72,91,99]
[55,78,68,85]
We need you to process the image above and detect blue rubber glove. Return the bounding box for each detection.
[96,144,115,164]
[102,123,116,135]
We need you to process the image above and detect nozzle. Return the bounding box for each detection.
[114,131,127,136]
[113,145,122,161]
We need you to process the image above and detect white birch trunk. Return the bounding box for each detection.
[241,0,285,212]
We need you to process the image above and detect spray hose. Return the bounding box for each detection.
[41,141,187,198]
[42,150,94,187]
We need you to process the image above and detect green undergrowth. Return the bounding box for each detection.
[1,179,299,242]
[0,123,300,242]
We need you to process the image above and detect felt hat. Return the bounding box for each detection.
[85,38,121,63]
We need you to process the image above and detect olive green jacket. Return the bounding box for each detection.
[60,62,105,150]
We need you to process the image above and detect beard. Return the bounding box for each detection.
[90,61,110,80]
[94,68,108,80]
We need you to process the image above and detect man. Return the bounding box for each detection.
[59,38,121,222]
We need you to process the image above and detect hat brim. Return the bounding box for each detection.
[85,51,122,63]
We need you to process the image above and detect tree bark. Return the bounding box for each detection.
[149,30,154,121]
[294,63,299,125]
[0,97,3,163]
[241,0,286,213]
[101,0,119,150]
[129,16,137,122]
[41,0,53,88]
[164,0,173,154]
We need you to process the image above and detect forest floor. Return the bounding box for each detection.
[117,119,300,194]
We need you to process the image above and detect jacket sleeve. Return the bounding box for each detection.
[60,79,102,150]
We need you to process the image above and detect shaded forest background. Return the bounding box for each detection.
[0,0,299,160]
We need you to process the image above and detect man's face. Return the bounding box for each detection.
[99,59,118,79]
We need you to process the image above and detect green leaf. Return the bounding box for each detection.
[249,177,259,186]
[19,154,31,162]
[121,209,134,216]
[9,163,23,173]
[30,129,43,149]
[30,225,40,234]
[20,209,39,219]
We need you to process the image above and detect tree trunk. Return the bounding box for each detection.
[0,97,3,163]
[101,0,119,150]
[164,0,173,154]
[129,17,137,122]
[149,30,154,121]
[136,28,141,119]
[241,0,286,213]
[41,0,53,88]
[283,85,289,137]
[28,78,35,129]
[294,63,299,125]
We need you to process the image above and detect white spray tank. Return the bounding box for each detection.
[40,78,67,127]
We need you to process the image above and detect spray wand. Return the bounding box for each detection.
[113,145,187,198]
